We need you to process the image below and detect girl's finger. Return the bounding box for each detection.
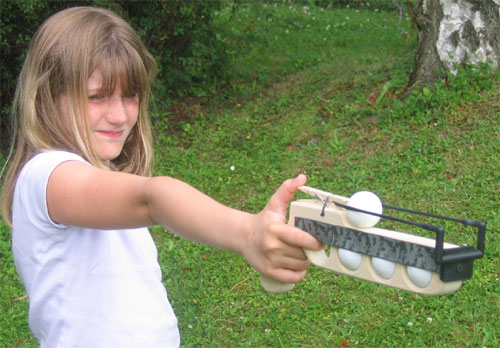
[264,268,308,284]
[272,224,324,252]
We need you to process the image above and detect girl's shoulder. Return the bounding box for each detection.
[21,150,88,175]
[17,151,89,192]
[30,150,87,164]
[14,151,92,228]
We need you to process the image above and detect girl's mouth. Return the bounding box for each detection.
[98,130,124,139]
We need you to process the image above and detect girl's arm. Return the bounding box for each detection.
[47,161,323,283]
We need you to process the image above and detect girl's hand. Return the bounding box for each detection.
[242,174,324,283]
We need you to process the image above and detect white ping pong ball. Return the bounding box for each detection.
[346,191,383,228]
[371,257,396,279]
[338,248,362,271]
[407,266,433,288]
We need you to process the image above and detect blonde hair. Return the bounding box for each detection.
[1,6,157,227]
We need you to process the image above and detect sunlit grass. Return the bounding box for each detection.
[1,2,499,347]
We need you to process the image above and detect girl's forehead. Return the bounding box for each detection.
[87,67,128,93]
[88,69,104,89]
[87,59,139,94]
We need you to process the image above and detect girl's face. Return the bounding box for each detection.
[86,68,139,162]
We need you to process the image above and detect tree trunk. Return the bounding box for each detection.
[409,0,500,86]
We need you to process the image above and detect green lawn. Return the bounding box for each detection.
[1,3,499,347]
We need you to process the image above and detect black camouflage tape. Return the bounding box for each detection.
[295,217,439,272]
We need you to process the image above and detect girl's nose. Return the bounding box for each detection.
[106,97,128,125]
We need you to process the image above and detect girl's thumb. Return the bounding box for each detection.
[267,174,307,214]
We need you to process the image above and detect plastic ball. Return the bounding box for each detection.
[338,248,362,271]
[346,191,383,228]
[407,266,433,288]
[371,257,396,279]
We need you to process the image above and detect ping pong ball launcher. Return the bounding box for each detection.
[261,186,486,295]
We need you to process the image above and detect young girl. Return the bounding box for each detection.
[1,6,322,348]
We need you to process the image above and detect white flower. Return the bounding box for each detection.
[188,324,193,329]
[407,321,414,327]
[427,317,433,323]
[230,165,235,171]
[265,328,271,333]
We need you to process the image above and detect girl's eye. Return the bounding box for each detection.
[123,93,138,100]
[88,94,104,101]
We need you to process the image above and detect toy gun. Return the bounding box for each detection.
[261,186,486,295]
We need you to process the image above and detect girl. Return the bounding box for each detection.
[0,6,322,348]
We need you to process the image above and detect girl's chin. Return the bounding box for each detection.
[96,149,124,162]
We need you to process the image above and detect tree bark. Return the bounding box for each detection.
[410,0,500,86]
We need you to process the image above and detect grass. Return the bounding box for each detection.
[1,2,499,347]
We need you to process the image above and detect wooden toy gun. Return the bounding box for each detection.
[261,186,486,295]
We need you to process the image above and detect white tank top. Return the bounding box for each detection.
[12,151,180,347]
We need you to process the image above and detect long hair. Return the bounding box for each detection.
[1,6,157,227]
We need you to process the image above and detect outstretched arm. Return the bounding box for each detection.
[47,162,322,282]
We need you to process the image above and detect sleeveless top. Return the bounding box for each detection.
[12,151,180,347]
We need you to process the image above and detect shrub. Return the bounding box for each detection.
[0,0,228,153]
[305,0,401,11]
